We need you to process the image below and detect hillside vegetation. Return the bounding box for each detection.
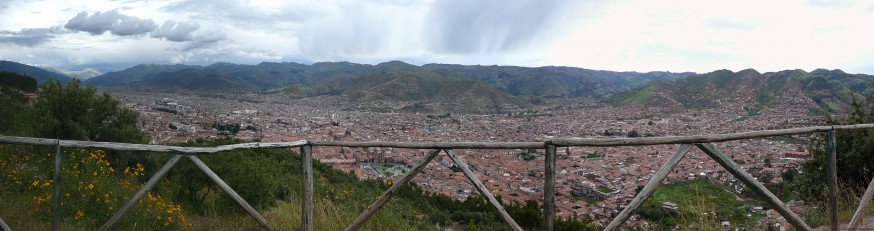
[607,68,874,113]
[0,60,73,83]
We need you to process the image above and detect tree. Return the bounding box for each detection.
[32,80,144,143]
[794,95,874,201]
[763,157,772,168]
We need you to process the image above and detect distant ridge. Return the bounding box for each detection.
[0,60,74,83]
[607,68,874,112]
[310,70,529,113]
[422,64,694,99]
[84,60,694,100]
[86,63,193,86]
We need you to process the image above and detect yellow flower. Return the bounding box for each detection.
[88,184,94,189]
[31,180,39,186]
[75,210,84,218]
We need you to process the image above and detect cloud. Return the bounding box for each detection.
[161,0,319,25]
[0,26,68,46]
[151,20,227,51]
[176,30,227,51]
[151,20,200,42]
[426,0,581,54]
[64,10,157,36]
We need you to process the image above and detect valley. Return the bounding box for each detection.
[106,79,823,228]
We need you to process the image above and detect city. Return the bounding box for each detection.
[112,86,823,228]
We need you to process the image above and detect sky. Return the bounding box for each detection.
[1,0,874,75]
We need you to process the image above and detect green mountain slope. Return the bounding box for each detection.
[148,68,260,91]
[87,63,193,86]
[607,69,874,112]
[0,61,73,84]
[423,64,695,99]
[311,70,529,113]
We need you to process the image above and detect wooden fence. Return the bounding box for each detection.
[2,124,874,231]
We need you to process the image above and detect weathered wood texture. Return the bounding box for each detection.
[300,145,314,231]
[0,216,11,231]
[445,150,524,231]
[849,177,874,230]
[100,155,183,231]
[188,156,270,230]
[2,124,873,150]
[345,150,442,231]
[827,130,838,231]
[605,144,693,231]
[551,124,874,147]
[0,135,307,153]
[310,141,544,149]
[543,144,556,231]
[51,143,62,231]
[696,143,812,231]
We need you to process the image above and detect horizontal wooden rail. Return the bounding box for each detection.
[310,140,544,149]
[4,124,873,151]
[551,124,874,147]
[0,136,307,153]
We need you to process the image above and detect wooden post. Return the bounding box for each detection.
[188,156,270,230]
[300,145,313,231]
[100,155,183,231]
[849,176,874,230]
[444,150,524,231]
[826,130,838,231]
[345,149,442,231]
[696,143,812,231]
[51,141,62,231]
[543,144,556,231]
[0,216,12,231]
[605,144,692,231]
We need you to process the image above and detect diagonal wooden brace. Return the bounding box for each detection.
[604,144,693,230]
[696,143,812,231]
[445,149,523,231]
[100,154,183,231]
[188,155,271,230]
[0,216,12,231]
[345,149,442,231]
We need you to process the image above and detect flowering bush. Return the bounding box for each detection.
[1,145,190,229]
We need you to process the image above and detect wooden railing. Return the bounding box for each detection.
[2,124,874,231]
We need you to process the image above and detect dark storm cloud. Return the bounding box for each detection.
[64,10,157,36]
[0,26,68,46]
[161,0,316,25]
[151,20,200,42]
[60,10,226,51]
[426,0,577,53]
[177,30,227,51]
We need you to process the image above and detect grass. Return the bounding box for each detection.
[801,181,874,229]
[639,180,765,229]
[0,191,433,231]
[595,186,613,194]
[607,84,659,105]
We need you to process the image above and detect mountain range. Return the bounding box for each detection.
[4,59,874,114]
[0,61,73,84]
[607,68,874,113]
[74,60,696,112]
[82,60,693,97]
